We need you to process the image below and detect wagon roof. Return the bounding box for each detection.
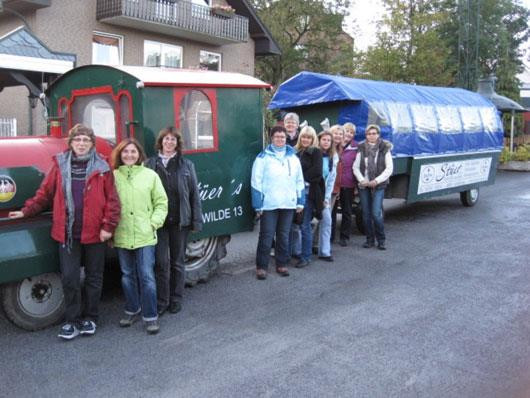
[50,64,270,89]
[268,71,493,109]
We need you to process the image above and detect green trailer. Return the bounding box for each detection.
[0,65,269,330]
[269,72,503,211]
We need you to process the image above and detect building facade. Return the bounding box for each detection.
[0,0,279,135]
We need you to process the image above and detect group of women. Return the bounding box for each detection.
[251,113,393,280]
[9,124,202,339]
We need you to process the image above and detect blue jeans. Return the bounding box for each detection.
[318,205,332,257]
[300,195,314,261]
[256,209,295,270]
[117,245,158,321]
[359,187,385,244]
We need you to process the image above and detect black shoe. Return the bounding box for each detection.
[295,259,310,268]
[339,239,348,247]
[79,320,96,336]
[363,241,375,248]
[318,256,334,262]
[157,306,167,317]
[169,302,182,314]
[58,323,80,340]
[377,242,386,250]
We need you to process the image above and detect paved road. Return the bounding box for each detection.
[1,171,530,398]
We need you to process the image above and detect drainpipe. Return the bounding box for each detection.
[510,110,515,153]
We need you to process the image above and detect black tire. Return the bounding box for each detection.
[185,235,230,286]
[1,272,65,331]
[460,188,479,207]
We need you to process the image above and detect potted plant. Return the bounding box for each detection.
[210,4,235,18]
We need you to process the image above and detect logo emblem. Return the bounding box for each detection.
[421,166,435,183]
[0,175,16,203]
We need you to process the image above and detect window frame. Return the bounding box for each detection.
[173,87,219,154]
[199,50,222,71]
[92,31,124,65]
[57,85,134,142]
[144,40,183,68]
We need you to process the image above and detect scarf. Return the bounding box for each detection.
[61,149,97,251]
[158,151,177,168]
[366,140,380,181]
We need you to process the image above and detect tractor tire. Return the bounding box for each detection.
[460,188,479,207]
[185,235,230,287]
[1,272,65,331]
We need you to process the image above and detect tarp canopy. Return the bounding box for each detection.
[269,71,504,157]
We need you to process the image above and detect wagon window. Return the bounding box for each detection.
[179,90,213,150]
[460,106,482,133]
[71,94,116,143]
[479,107,500,133]
[410,104,438,133]
[436,106,462,134]
[367,101,390,127]
[386,102,413,134]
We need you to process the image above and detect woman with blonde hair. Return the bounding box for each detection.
[329,124,344,242]
[316,130,338,261]
[291,126,324,268]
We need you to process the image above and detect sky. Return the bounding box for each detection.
[347,0,530,80]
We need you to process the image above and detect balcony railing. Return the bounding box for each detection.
[96,0,249,45]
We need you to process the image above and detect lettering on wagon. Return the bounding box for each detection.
[417,157,492,195]
[198,179,245,224]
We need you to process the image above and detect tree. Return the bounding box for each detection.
[353,0,455,86]
[440,0,529,97]
[251,0,353,87]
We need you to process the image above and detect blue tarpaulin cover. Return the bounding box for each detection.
[269,71,504,157]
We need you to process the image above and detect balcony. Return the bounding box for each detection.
[96,0,249,45]
[2,0,51,13]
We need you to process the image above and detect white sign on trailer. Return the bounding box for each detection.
[417,157,492,194]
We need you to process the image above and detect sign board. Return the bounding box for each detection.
[417,157,492,194]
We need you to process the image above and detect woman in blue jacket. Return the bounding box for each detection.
[251,126,305,280]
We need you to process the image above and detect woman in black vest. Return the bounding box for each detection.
[145,127,203,316]
[353,124,393,250]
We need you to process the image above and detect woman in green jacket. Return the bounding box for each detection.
[111,138,168,335]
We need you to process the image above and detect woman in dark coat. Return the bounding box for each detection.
[145,127,203,316]
[293,126,324,268]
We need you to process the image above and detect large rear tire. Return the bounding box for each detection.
[1,272,65,331]
[460,188,479,207]
[185,235,230,286]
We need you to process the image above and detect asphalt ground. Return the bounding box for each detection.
[1,170,530,398]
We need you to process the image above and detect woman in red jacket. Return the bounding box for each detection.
[9,124,121,340]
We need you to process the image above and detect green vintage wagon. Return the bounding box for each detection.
[0,65,269,330]
[269,72,503,213]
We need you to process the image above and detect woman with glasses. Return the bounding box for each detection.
[353,124,393,250]
[9,124,121,340]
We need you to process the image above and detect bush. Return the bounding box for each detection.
[514,146,529,161]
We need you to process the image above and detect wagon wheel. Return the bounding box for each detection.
[185,235,230,286]
[460,188,479,207]
[1,272,65,331]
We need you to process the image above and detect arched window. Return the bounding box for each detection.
[71,94,116,143]
[179,90,214,151]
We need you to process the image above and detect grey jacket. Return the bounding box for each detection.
[145,155,203,231]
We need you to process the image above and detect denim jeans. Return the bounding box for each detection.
[117,245,158,321]
[256,209,295,270]
[359,187,385,244]
[155,225,189,311]
[300,195,314,261]
[289,224,301,258]
[318,205,332,257]
[58,240,106,323]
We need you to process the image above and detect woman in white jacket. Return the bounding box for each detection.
[251,126,305,280]
[353,124,393,250]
